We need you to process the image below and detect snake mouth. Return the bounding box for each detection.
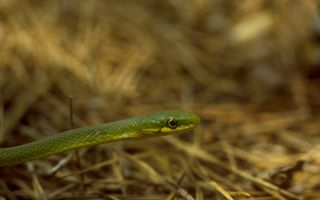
[159,123,198,134]
[138,123,196,136]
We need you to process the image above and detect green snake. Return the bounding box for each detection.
[0,109,200,167]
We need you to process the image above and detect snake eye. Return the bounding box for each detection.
[167,118,178,129]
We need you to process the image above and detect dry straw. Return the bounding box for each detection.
[0,0,319,199]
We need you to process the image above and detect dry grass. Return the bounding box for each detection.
[0,0,320,199]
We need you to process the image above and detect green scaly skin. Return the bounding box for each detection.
[0,109,200,167]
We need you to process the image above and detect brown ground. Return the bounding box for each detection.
[0,1,320,199]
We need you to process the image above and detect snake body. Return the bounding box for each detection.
[0,109,200,167]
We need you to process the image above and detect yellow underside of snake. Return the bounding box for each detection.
[0,109,200,167]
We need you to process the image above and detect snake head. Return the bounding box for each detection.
[138,109,200,136]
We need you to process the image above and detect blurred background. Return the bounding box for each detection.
[0,0,320,199]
